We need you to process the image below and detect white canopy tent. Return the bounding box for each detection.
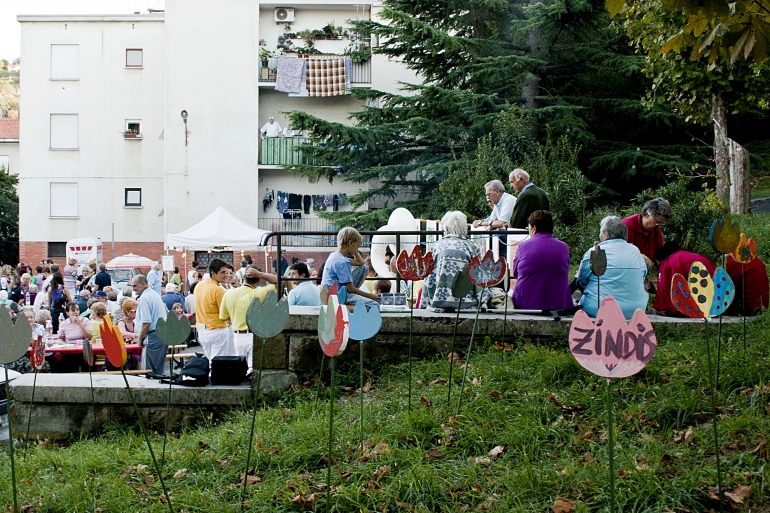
[165,206,271,250]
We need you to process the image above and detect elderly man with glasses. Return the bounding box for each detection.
[472,179,517,258]
[623,197,671,261]
[131,274,169,377]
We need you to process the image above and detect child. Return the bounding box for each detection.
[321,227,379,309]
[373,279,391,297]
[172,303,185,320]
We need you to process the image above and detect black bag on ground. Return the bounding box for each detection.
[210,356,248,385]
[179,353,209,387]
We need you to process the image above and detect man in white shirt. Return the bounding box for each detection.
[472,179,516,258]
[260,116,282,138]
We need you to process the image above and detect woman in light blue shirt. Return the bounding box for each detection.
[577,216,648,319]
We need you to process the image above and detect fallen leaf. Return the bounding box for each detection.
[396,502,416,511]
[725,485,751,504]
[468,456,491,466]
[361,441,390,462]
[429,378,447,386]
[549,394,565,409]
[144,475,155,484]
[291,493,322,509]
[489,391,501,402]
[707,486,720,501]
[372,465,391,482]
[684,426,694,442]
[420,397,433,408]
[198,441,210,450]
[339,471,351,479]
[552,497,575,513]
[426,448,444,461]
[448,416,459,428]
[363,381,372,393]
[172,469,188,479]
[239,474,262,485]
[488,445,506,458]
[448,352,462,364]
[471,377,481,387]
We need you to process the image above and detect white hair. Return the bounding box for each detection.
[441,211,468,237]
[484,180,505,193]
[600,216,628,241]
[511,168,530,182]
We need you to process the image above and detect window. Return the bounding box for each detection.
[126,49,143,68]
[125,188,142,207]
[51,44,79,80]
[50,182,78,217]
[194,251,234,268]
[50,114,78,149]
[124,119,142,138]
[47,242,66,258]
[0,156,8,174]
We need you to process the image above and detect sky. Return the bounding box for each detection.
[0,0,165,60]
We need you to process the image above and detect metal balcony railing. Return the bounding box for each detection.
[258,218,339,247]
[258,55,371,84]
[259,137,324,166]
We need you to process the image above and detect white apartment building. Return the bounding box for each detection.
[17,0,416,266]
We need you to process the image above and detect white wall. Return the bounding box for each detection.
[0,141,19,175]
[17,15,165,243]
[163,0,260,235]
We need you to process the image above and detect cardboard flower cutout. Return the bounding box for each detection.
[318,295,349,357]
[451,264,475,299]
[0,306,33,364]
[396,246,434,281]
[348,300,382,341]
[82,339,95,367]
[671,262,735,318]
[99,316,127,368]
[320,280,348,306]
[155,311,192,347]
[732,233,757,264]
[590,242,607,277]
[30,335,46,371]
[569,296,657,379]
[468,250,506,287]
[245,289,290,340]
[709,214,741,254]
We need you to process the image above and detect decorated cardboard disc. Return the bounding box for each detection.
[82,339,95,367]
[468,250,506,288]
[590,242,607,277]
[569,296,656,379]
[671,273,704,318]
[708,267,734,317]
[0,306,33,365]
[451,264,474,299]
[320,280,348,306]
[156,311,192,347]
[31,335,46,370]
[100,316,127,368]
[396,246,434,281]
[348,300,382,341]
[688,261,714,315]
[318,295,349,357]
[732,233,757,264]
[709,214,740,255]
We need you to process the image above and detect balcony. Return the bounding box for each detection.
[259,137,324,166]
[259,55,371,85]
[258,217,339,247]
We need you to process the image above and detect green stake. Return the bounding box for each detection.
[5,366,19,513]
[327,357,336,513]
[606,378,615,513]
[456,292,484,416]
[119,367,174,513]
[23,369,37,458]
[359,339,365,452]
[704,319,723,512]
[241,339,267,511]
[160,345,174,470]
[407,291,414,413]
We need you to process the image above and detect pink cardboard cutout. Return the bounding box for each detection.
[319,295,350,357]
[569,296,657,379]
[396,246,434,281]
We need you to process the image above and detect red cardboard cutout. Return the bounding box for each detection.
[396,246,434,281]
[569,296,657,378]
[468,250,506,288]
[30,335,46,371]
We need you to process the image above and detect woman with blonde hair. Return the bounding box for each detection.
[64,258,79,293]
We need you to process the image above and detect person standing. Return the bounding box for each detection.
[508,169,550,229]
[93,262,112,292]
[287,263,322,306]
[131,274,168,376]
[472,180,516,259]
[187,260,199,291]
[219,267,264,373]
[194,258,235,361]
[260,116,282,138]
[147,261,163,295]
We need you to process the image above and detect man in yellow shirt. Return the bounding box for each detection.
[219,267,276,373]
[194,258,234,361]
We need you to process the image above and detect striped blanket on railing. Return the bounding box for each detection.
[307,57,348,97]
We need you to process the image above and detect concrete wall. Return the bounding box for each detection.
[17,15,166,246]
[0,141,19,175]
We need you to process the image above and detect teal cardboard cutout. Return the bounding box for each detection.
[246,289,290,339]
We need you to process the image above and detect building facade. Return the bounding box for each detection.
[17,1,416,265]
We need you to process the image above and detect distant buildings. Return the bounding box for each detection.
[16,1,417,265]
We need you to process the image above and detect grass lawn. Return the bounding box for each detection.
[3,214,770,512]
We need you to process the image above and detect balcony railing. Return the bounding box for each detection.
[259,55,371,84]
[258,218,339,247]
[259,137,325,166]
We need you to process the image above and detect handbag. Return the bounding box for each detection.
[210,356,248,385]
[178,353,209,387]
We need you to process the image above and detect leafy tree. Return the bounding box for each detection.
[0,172,19,265]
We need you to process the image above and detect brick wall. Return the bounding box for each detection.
[20,241,165,267]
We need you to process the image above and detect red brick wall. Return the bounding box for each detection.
[20,241,165,267]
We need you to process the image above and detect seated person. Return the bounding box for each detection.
[423,211,489,312]
[89,302,108,343]
[76,289,90,314]
[321,227,379,309]
[652,242,716,316]
[623,197,671,261]
[58,302,94,344]
[577,216,648,318]
[374,279,391,297]
[726,254,769,315]
[161,283,186,313]
[287,263,322,306]
[511,210,573,310]
[117,298,139,343]
[27,284,38,307]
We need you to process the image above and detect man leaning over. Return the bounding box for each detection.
[472,180,516,258]
[195,258,235,361]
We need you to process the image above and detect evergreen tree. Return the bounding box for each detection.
[0,172,19,265]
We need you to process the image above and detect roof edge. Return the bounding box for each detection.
[17,14,164,22]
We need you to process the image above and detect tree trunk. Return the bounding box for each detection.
[729,139,751,214]
[712,93,730,201]
[521,0,544,138]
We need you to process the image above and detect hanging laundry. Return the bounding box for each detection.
[263,189,274,213]
[337,193,348,206]
[307,57,348,97]
[333,194,339,212]
[288,193,302,210]
[303,195,311,214]
[313,195,326,211]
[275,56,306,94]
[324,194,333,207]
[276,191,288,214]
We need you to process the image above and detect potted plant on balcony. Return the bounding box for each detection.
[298,29,315,50]
[123,129,140,139]
[260,47,273,68]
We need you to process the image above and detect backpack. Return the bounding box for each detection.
[178,353,209,387]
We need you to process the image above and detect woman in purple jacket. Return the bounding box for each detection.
[511,210,574,310]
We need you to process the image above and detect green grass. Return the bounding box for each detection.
[4,318,770,512]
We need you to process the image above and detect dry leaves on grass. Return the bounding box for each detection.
[489,445,506,458]
[673,426,694,444]
[239,474,262,485]
[552,497,575,513]
[291,493,324,509]
[489,391,501,402]
[420,396,433,408]
[426,448,444,461]
[430,378,447,386]
[361,440,390,462]
[468,456,491,466]
[448,352,462,364]
[724,485,752,504]
[172,469,188,479]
